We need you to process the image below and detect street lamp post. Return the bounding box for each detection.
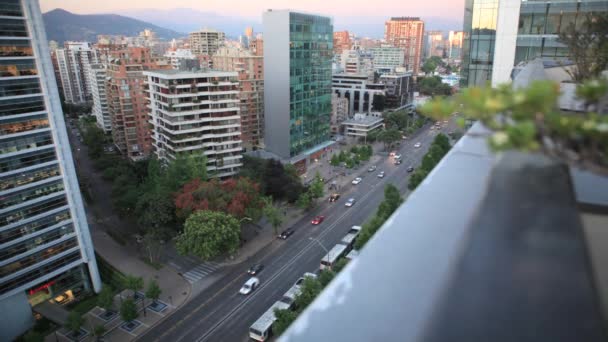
[309,237,331,270]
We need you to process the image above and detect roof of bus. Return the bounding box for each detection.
[322,244,349,263]
[283,283,303,300]
[346,249,359,260]
[250,301,291,332]
[341,233,358,245]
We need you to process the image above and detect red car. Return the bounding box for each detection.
[311,216,325,225]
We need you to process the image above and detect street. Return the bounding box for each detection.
[137,123,451,342]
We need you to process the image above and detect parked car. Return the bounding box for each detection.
[395,160,402,165]
[407,166,414,172]
[368,165,377,172]
[239,277,260,295]
[345,198,356,207]
[394,154,402,160]
[311,216,325,225]
[377,171,385,178]
[414,142,422,148]
[329,193,340,202]
[352,177,363,185]
[295,272,318,287]
[278,229,295,240]
[247,264,264,275]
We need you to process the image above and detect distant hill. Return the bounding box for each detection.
[42,8,185,44]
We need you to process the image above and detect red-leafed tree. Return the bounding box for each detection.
[175,177,265,222]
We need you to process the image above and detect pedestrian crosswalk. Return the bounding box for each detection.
[182,262,220,284]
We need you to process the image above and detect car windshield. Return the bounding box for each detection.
[243,284,250,290]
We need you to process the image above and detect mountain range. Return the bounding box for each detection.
[42,8,463,44]
[42,9,184,44]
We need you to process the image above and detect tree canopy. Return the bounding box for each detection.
[175,210,240,260]
[418,76,453,96]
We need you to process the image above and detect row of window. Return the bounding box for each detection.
[0,179,64,210]
[0,114,49,136]
[0,96,45,117]
[0,131,53,154]
[0,209,70,245]
[0,224,75,263]
[0,147,56,173]
[0,250,81,295]
[0,195,67,226]
[0,77,41,97]
[0,59,36,77]
[0,237,78,278]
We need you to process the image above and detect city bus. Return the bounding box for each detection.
[320,244,349,270]
[249,300,290,341]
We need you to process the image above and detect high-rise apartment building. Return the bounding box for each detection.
[369,45,406,73]
[107,47,170,161]
[384,17,424,74]
[331,93,349,134]
[250,35,264,57]
[164,48,197,69]
[88,64,111,132]
[424,30,445,59]
[213,46,264,150]
[263,10,333,160]
[333,30,352,54]
[340,49,375,78]
[0,1,101,340]
[54,42,100,103]
[461,0,608,87]
[189,28,226,55]
[448,30,464,62]
[145,69,243,178]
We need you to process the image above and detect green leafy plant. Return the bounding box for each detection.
[175,211,240,260]
[420,79,608,175]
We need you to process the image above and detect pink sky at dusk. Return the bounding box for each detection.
[40,0,465,21]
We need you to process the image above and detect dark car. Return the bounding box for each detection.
[329,193,340,202]
[407,166,414,172]
[247,264,264,275]
[278,229,294,239]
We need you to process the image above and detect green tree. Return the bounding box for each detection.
[296,192,313,210]
[330,154,340,167]
[309,172,325,200]
[122,275,144,298]
[66,312,84,334]
[408,169,429,190]
[382,184,403,214]
[433,133,451,153]
[262,197,283,234]
[333,258,349,273]
[385,111,409,130]
[273,308,298,336]
[92,325,106,342]
[378,128,401,151]
[294,277,322,312]
[97,285,114,311]
[145,280,162,304]
[318,269,336,287]
[421,59,437,75]
[120,299,138,323]
[338,150,347,163]
[135,191,176,236]
[175,211,240,260]
[558,12,608,82]
[419,76,453,96]
[22,331,43,342]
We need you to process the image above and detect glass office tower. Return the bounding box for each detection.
[0,1,101,340]
[264,10,333,159]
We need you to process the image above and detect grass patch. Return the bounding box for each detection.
[67,293,98,315]
[96,253,127,290]
[141,258,163,270]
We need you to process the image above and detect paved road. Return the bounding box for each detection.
[138,123,452,342]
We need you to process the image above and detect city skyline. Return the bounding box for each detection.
[40,0,465,37]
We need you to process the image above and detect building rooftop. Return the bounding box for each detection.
[143,68,237,77]
[342,115,384,127]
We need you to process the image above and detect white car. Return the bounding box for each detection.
[377,171,385,178]
[345,198,356,207]
[239,277,260,295]
[394,154,402,160]
[414,142,422,148]
[351,177,362,185]
[368,165,377,172]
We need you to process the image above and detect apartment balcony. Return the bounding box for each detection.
[280,123,608,342]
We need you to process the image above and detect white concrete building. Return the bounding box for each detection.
[189,28,226,55]
[54,42,100,103]
[331,93,349,134]
[341,114,384,139]
[88,64,111,132]
[339,49,374,79]
[332,73,386,114]
[0,1,101,340]
[369,45,405,74]
[163,49,197,69]
[144,69,243,178]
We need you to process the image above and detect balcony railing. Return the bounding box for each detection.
[280,123,607,342]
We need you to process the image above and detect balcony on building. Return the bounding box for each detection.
[280,122,608,342]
